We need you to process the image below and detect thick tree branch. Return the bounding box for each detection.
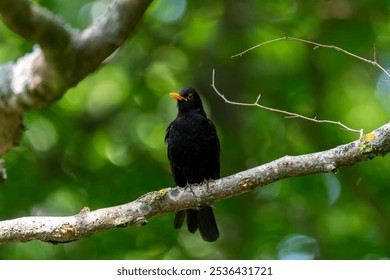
[0,0,73,51]
[1,123,389,244]
[0,0,152,156]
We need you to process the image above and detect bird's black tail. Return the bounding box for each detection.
[173,207,219,242]
[199,206,219,242]
[173,210,185,229]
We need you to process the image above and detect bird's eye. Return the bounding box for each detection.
[187,94,193,100]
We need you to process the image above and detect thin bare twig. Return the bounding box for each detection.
[230,37,287,58]
[232,35,390,80]
[221,35,390,136]
[211,69,363,136]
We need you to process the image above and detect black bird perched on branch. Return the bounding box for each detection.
[165,87,220,242]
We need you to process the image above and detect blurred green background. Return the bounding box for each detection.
[1,0,390,259]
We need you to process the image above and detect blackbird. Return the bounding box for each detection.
[165,87,220,242]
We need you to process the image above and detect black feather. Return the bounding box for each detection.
[165,87,220,242]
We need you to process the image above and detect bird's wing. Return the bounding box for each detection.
[165,121,187,187]
[171,165,187,187]
[207,119,221,179]
[165,122,173,146]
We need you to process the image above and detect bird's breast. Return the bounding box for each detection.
[166,113,220,183]
[168,116,215,158]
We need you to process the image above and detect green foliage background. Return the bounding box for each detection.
[1,0,390,260]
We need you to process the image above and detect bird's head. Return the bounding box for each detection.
[170,87,205,114]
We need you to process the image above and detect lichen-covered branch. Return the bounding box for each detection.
[0,123,388,244]
[0,0,152,156]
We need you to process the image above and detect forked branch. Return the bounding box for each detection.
[0,0,152,156]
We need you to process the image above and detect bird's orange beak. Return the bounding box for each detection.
[170,92,184,101]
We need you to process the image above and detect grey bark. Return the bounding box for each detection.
[0,0,152,156]
[0,123,388,244]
